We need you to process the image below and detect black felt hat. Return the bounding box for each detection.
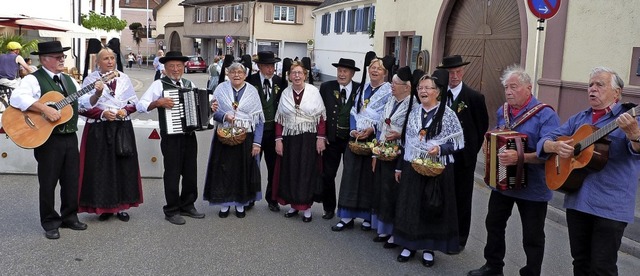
[332,58,360,71]
[159,51,189,63]
[255,51,281,64]
[431,69,449,91]
[435,55,470,69]
[31,41,71,55]
[396,66,412,82]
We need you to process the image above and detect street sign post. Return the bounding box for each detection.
[527,0,561,20]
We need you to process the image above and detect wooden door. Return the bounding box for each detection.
[444,0,522,128]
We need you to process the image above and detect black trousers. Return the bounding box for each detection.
[160,133,198,216]
[321,137,348,213]
[483,191,547,276]
[453,159,476,247]
[33,133,80,231]
[261,129,277,205]
[566,209,627,276]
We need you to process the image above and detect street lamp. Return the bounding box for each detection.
[146,0,149,67]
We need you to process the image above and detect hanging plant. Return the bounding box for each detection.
[81,11,127,32]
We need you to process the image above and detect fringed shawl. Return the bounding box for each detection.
[275,83,326,136]
[379,94,411,144]
[80,70,137,110]
[350,82,392,131]
[214,81,264,132]
[403,102,465,165]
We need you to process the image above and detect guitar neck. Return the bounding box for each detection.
[577,106,638,150]
[54,83,95,110]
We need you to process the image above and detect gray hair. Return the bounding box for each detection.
[500,65,531,87]
[590,66,624,90]
[226,62,246,74]
[392,74,410,86]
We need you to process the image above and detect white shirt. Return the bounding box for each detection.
[448,82,463,101]
[137,78,196,113]
[340,81,355,101]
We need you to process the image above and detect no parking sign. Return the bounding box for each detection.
[527,0,561,20]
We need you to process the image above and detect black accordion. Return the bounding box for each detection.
[163,88,212,134]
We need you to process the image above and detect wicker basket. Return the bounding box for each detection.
[411,161,444,177]
[376,153,398,162]
[216,127,247,146]
[348,141,372,156]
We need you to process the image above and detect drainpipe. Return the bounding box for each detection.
[250,0,258,54]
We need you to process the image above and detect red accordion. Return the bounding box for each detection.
[484,130,528,191]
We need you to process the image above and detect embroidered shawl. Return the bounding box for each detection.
[403,102,465,165]
[379,94,411,143]
[275,83,326,136]
[214,81,264,131]
[80,70,137,110]
[350,82,392,130]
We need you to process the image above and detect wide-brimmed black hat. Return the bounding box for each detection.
[436,55,470,69]
[31,41,71,55]
[159,51,189,64]
[332,58,360,71]
[255,51,281,64]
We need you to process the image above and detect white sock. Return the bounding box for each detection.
[287,208,297,214]
[340,218,352,224]
[362,221,371,227]
[387,236,394,243]
[378,234,389,238]
[303,209,312,218]
[423,251,434,261]
[236,206,244,212]
[220,206,229,212]
[400,249,412,257]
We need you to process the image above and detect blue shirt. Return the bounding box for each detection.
[537,103,640,223]
[494,97,560,202]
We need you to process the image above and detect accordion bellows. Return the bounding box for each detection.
[484,130,528,191]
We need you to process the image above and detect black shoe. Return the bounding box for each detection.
[447,245,465,255]
[235,209,246,218]
[321,211,335,220]
[373,235,391,243]
[396,249,416,262]
[268,203,280,212]
[383,241,399,249]
[218,209,230,218]
[246,201,255,210]
[361,220,372,231]
[422,251,435,267]
[116,212,130,222]
[165,214,186,225]
[98,213,113,221]
[45,229,60,240]
[61,221,88,231]
[180,208,205,219]
[331,219,354,231]
[302,215,312,223]
[467,265,504,276]
[284,210,299,218]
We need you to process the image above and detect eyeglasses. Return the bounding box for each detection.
[46,55,67,61]
[228,70,245,76]
[166,64,185,69]
[392,82,407,86]
[417,86,437,91]
[290,71,305,76]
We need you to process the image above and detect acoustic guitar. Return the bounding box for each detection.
[545,103,638,193]
[1,71,118,149]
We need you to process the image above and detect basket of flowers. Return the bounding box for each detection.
[411,157,445,177]
[372,141,400,161]
[216,126,247,146]
[348,138,375,156]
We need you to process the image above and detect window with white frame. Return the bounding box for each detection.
[219,6,226,22]
[274,5,295,23]
[207,7,213,22]
[321,13,331,35]
[334,10,345,33]
[195,8,203,23]
[346,9,356,33]
[234,4,243,21]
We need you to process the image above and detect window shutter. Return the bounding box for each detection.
[264,3,273,22]
[212,6,218,22]
[410,36,422,69]
[226,6,232,21]
[295,7,304,24]
[356,9,363,32]
[333,11,339,33]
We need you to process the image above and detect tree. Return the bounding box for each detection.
[0,34,38,56]
[81,11,127,32]
[128,22,147,54]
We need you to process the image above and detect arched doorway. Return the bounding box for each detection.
[170,31,182,52]
[442,0,523,127]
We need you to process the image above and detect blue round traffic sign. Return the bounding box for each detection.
[527,0,561,20]
[225,35,233,45]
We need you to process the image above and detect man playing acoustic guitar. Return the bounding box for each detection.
[538,67,640,275]
[9,41,105,239]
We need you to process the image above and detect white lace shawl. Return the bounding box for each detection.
[350,82,392,131]
[80,70,137,110]
[403,102,465,165]
[275,83,326,136]
[378,94,411,144]
[213,81,264,132]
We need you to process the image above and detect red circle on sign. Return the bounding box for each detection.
[527,0,561,20]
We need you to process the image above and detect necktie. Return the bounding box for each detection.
[340,88,347,105]
[175,81,181,88]
[263,79,271,100]
[53,75,67,95]
[446,89,454,107]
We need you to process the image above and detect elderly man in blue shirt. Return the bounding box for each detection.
[469,66,560,276]
[538,66,640,275]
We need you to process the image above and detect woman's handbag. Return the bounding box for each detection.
[115,127,134,157]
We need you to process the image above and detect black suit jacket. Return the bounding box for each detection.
[451,83,489,167]
[320,80,360,143]
[247,74,287,129]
